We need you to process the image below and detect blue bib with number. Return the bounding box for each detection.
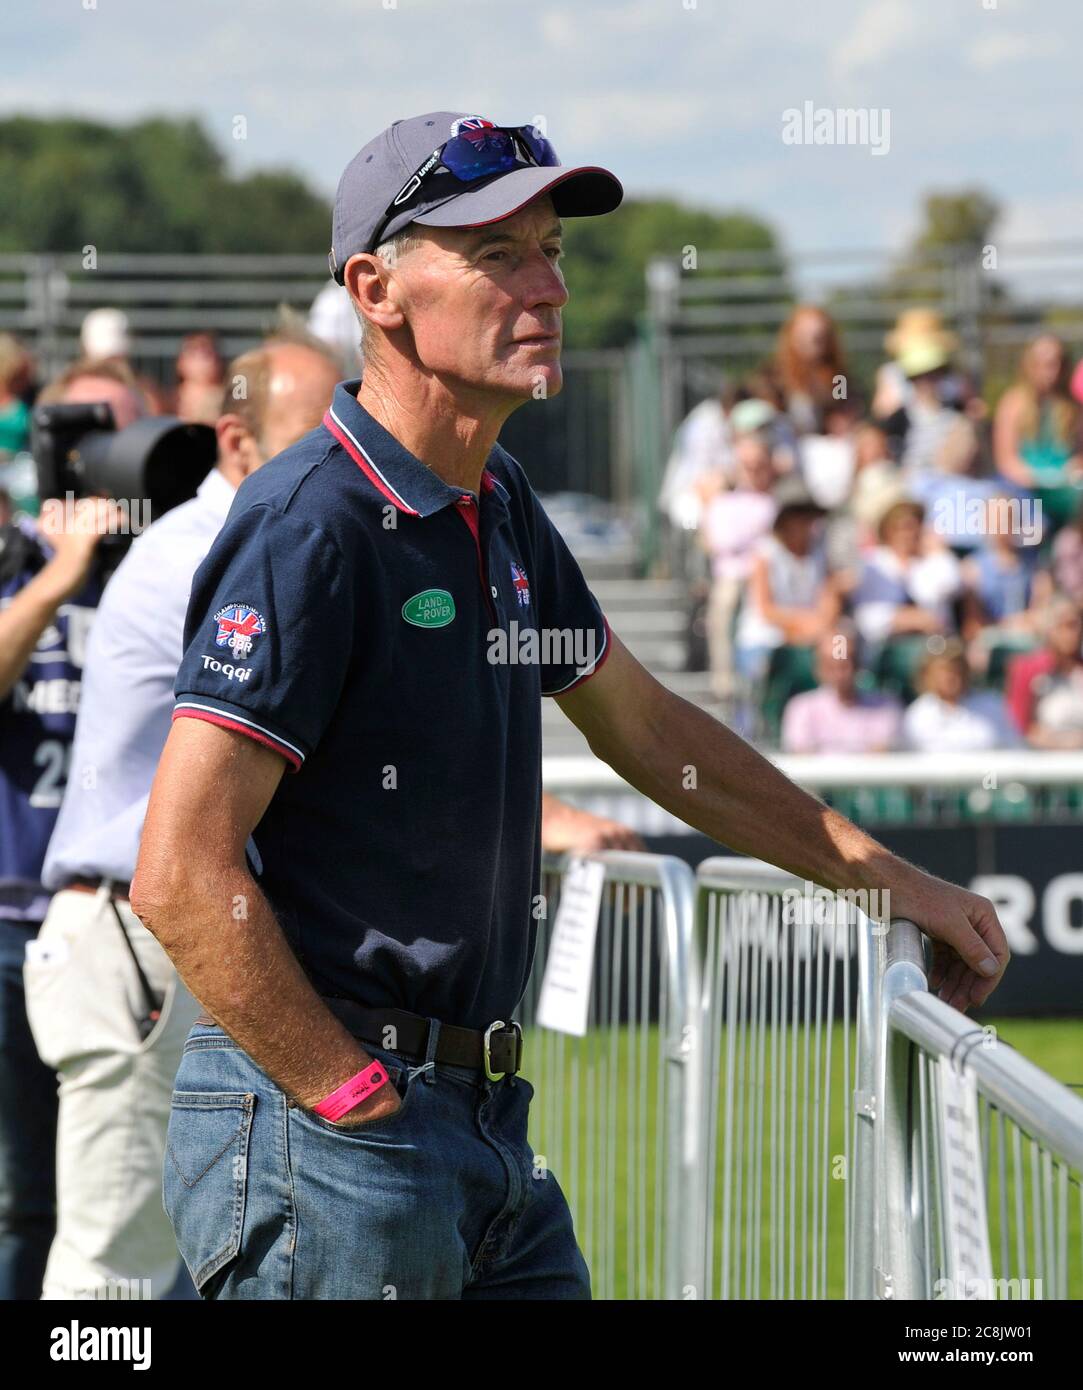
[0,525,99,920]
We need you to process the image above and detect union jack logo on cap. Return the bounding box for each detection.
[450,115,496,135]
[212,604,266,660]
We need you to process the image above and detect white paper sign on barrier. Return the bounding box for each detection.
[536,857,607,1037]
[936,1055,994,1299]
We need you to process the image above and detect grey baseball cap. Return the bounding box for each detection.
[329,111,623,282]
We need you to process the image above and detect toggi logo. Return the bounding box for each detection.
[401,588,456,628]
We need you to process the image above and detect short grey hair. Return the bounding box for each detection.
[353,226,423,366]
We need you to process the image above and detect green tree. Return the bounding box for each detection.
[560,198,778,348]
[910,189,1001,263]
[0,116,778,350]
[0,115,330,255]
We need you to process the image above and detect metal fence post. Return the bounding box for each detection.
[872,918,928,1300]
[524,850,699,1300]
[655,855,702,1300]
[848,910,878,1299]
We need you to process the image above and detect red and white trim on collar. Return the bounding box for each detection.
[323,408,420,516]
[325,406,502,513]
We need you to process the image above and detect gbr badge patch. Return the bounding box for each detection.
[212,603,266,659]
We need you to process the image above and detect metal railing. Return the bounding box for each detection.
[0,253,332,380]
[692,858,864,1300]
[522,850,1083,1299]
[541,749,1083,830]
[878,938,1083,1300]
[520,852,698,1299]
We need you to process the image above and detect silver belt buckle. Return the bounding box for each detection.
[482,1019,523,1081]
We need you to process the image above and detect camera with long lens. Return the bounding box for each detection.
[29,402,217,574]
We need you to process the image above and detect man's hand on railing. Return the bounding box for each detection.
[540,792,646,853]
[884,867,1010,1012]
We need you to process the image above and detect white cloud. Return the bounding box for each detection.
[539,13,577,48]
[832,0,921,76]
[966,31,1059,70]
[998,193,1083,244]
[3,0,1083,251]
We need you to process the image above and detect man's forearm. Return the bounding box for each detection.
[134,864,376,1110]
[595,689,911,901]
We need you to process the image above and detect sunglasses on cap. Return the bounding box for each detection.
[367,123,560,258]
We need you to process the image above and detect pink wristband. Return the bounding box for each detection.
[313,1060,391,1122]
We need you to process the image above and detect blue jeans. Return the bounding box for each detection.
[164,1022,591,1300]
[0,919,57,1299]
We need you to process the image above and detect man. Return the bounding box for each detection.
[0,359,140,1299]
[781,623,903,754]
[26,333,341,1300]
[132,113,1009,1301]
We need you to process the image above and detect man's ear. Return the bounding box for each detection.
[344,253,406,335]
[215,414,261,481]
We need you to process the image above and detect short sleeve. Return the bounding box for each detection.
[515,475,610,696]
[173,504,354,770]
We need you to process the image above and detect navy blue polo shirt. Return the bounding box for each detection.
[173,380,611,1031]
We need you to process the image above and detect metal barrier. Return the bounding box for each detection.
[520,852,698,1299]
[691,858,864,1299]
[693,858,1083,1301]
[524,850,1083,1299]
[876,929,1083,1300]
[542,749,1083,831]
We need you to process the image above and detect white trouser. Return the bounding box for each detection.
[23,887,199,1300]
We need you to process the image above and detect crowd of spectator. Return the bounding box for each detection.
[662,305,1083,753]
[5,301,1083,763]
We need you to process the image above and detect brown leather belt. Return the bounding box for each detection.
[66,878,132,901]
[195,999,523,1079]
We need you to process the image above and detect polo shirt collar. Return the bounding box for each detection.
[323,379,510,518]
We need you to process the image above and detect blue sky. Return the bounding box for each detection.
[4,0,1081,255]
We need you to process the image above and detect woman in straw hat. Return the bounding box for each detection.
[873,309,959,415]
[876,309,972,474]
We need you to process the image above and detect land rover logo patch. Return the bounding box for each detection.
[402,589,456,628]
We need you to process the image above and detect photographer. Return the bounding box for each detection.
[27,332,340,1301]
[0,358,140,1300]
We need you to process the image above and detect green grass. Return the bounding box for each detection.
[523,1017,1083,1300]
